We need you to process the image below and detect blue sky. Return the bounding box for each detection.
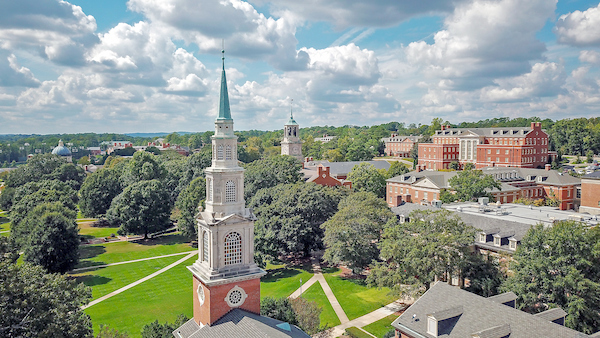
[0,0,599,134]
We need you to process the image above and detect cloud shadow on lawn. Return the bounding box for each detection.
[262,268,303,284]
[132,234,191,246]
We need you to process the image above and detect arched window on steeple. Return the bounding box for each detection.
[225,180,236,202]
[217,144,224,160]
[225,145,232,160]
[224,232,242,265]
[203,231,209,262]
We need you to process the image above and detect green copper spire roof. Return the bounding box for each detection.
[217,49,232,121]
[287,99,298,125]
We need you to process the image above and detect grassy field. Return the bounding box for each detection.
[85,256,196,337]
[0,214,9,237]
[362,314,398,337]
[78,221,121,239]
[301,281,341,329]
[77,234,195,268]
[70,255,185,300]
[323,268,396,321]
[260,265,313,300]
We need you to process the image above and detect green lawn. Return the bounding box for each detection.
[77,234,195,268]
[362,314,399,338]
[70,255,184,300]
[1,216,9,237]
[301,281,341,329]
[323,268,397,321]
[85,256,196,337]
[78,222,120,239]
[260,265,313,300]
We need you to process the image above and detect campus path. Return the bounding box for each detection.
[288,257,350,325]
[71,251,196,272]
[328,300,408,337]
[81,251,197,310]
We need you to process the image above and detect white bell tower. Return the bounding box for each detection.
[281,100,303,161]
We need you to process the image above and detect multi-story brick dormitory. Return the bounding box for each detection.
[418,122,555,170]
[387,166,581,210]
[381,134,421,157]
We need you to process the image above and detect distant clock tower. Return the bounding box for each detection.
[188,49,265,327]
[281,102,303,161]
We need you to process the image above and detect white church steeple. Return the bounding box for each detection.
[281,99,303,161]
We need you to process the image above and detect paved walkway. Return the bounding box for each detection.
[0,230,9,234]
[288,258,350,325]
[71,251,197,272]
[81,251,197,310]
[328,300,408,337]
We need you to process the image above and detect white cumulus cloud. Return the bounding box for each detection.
[555,3,600,46]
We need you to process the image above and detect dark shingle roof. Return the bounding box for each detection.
[583,171,600,180]
[173,309,310,338]
[392,282,591,338]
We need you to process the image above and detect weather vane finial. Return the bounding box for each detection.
[290,98,293,119]
[221,39,225,69]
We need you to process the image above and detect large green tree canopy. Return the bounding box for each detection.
[79,168,123,218]
[501,221,600,334]
[243,156,303,200]
[107,179,172,239]
[440,168,501,203]
[248,182,345,258]
[347,162,387,198]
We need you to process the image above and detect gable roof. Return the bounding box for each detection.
[173,309,311,338]
[392,282,591,338]
[324,160,391,177]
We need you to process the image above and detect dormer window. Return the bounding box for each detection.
[494,236,501,246]
[479,233,486,243]
[509,240,516,250]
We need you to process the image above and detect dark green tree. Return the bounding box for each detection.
[0,186,15,211]
[386,161,409,178]
[347,162,386,198]
[0,237,92,337]
[49,163,86,190]
[12,202,77,251]
[96,324,130,338]
[322,192,394,274]
[501,221,600,334]
[175,177,206,239]
[449,161,460,170]
[462,254,504,297]
[10,180,78,227]
[244,156,303,200]
[249,182,344,258]
[441,168,500,203]
[368,210,476,296]
[4,153,65,188]
[145,146,161,155]
[290,297,322,335]
[140,314,188,338]
[22,211,80,273]
[122,151,166,186]
[260,297,298,325]
[107,180,172,239]
[79,169,123,217]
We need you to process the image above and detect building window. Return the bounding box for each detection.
[224,232,242,265]
[207,178,212,202]
[494,237,500,246]
[505,149,509,155]
[225,145,232,160]
[496,149,500,154]
[203,231,209,262]
[424,191,428,200]
[217,144,224,160]
[479,234,486,242]
[225,180,236,202]
[487,149,491,154]
[415,191,419,198]
[509,241,516,250]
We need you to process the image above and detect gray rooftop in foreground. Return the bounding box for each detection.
[392,282,594,338]
[172,309,311,338]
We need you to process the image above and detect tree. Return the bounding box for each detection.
[290,297,322,335]
[78,156,91,166]
[96,324,130,338]
[462,254,504,297]
[0,237,92,337]
[4,153,65,188]
[501,221,600,334]
[122,151,165,187]
[0,186,15,211]
[107,180,172,239]
[386,161,409,179]
[145,146,161,155]
[10,179,78,227]
[22,211,80,273]
[586,149,594,163]
[260,297,298,325]
[368,210,476,296]
[244,156,303,200]
[347,162,386,198]
[79,168,123,217]
[112,147,136,156]
[449,161,460,170]
[140,314,188,338]
[442,168,500,203]
[12,201,77,252]
[322,192,394,274]
[249,182,344,258]
[175,177,206,239]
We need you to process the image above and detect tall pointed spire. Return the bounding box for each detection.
[287,98,298,125]
[217,47,232,120]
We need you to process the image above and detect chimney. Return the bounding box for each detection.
[416,165,422,172]
[441,125,446,131]
[530,122,535,129]
[446,125,451,129]
[545,164,551,171]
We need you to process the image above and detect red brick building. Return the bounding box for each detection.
[418,122,552,170]
[387,166,581,210]
[306,165,352,188]
[579,171,600,215]
[381,134,420,157]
